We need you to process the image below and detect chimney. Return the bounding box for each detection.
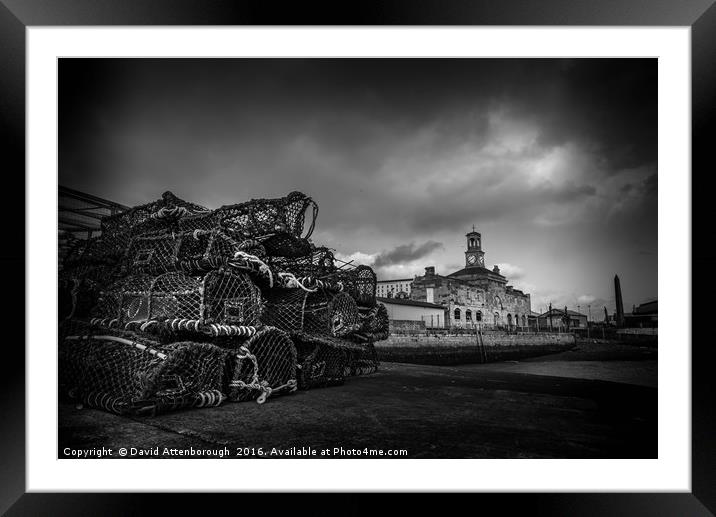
[425,266,435,276]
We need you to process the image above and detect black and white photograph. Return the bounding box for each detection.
[57,57,658,460]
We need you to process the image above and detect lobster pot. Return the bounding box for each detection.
[355,302,390,342]
[101,191,209,237]
[59,258,123,321]
[92,269,262,331]
[336,265,377,308]
[260,289,361,338]
[290,332,368,389]
[59,275,102,321]
[216,191,318,240]
[59,332,231,415]
[63,235,126,274]
[241,327,298,399]
[258,233,313,258]
[344,342,379,377]
[123,229,247,275]
[268,246,336,279]
[177,211,221,233]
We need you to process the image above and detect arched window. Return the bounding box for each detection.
[522,315,527,327]
[475,310,482,322]
[494,312,500,325]
[454,308,461,321]
[465,309,472,321]
[469,238,475,248]
[507,314,513,326]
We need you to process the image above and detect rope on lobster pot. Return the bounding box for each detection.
[230,251,274,287]
[277,272,318,293]
[140,320,157,332]
[256,385,273,404]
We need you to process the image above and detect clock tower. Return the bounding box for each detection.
[465,228,485,268]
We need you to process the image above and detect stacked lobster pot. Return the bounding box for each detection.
[59,190,387,416]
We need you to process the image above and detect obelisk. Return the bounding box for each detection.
[614,274,625,327]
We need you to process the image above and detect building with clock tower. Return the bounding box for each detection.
[409,228,531,329]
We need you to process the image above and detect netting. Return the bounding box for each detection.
[91,269,263,337]
[101,191,210,236]
[217,191,318,240]
[353,302,390,342]
[290,332,378,389]
[241,327,298,400]
[59,332,233,415]
[335,264,378,308]
[59,190,385,416]
[260,288,361,337]
[121,228,266,276]
[267,246,336,280]
[345,341,380,377]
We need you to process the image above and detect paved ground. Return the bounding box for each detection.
[59,342,657,459]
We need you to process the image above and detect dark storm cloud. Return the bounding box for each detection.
[59,58,656,198]
[58,58,657,311]
[372,241,444,268]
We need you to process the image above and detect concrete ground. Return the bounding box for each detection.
[59,342,656,459]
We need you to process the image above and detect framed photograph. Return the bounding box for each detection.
[4,0,711,514]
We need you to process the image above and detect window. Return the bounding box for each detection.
[476,310,482,322]
[454,308,461,321]
[466,309,472,321]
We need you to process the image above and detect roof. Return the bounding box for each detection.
[537,308,587,318]
[59,185,130,235]
[448,266,505,279]
[633,300,657,315]
[377,297,445,310]
[376,278,413,283]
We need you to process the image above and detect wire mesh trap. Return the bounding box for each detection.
[290,332,375,389]
[91,268,263,337]
[260,288,361,338]
[59,190,385,416]
[59,332,233,415]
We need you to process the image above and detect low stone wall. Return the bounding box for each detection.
[382,331,575,348]
[389,319,427,333]
[375,331,575,365]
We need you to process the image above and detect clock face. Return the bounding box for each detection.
[477,256,484,266]
[467,255,477,265]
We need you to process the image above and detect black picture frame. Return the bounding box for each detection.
[2,1,711,514]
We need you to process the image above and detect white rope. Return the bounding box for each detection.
[66,334,168,360]
[277,272,318,292]
[231,250,274,287]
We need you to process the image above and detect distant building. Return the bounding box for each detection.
[409,229,531,329]
[376,278,413,299]
[536,308,588,330]
[624,299,658,328]
[377,296,445,329]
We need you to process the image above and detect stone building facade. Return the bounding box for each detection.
[410,230,531,329]
[376,278,413,299]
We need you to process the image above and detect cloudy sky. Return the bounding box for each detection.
[59,58,657,317]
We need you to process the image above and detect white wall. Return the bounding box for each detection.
[382,301,443,324]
